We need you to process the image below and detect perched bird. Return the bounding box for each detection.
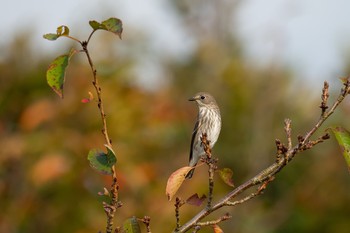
[186,92,221,179]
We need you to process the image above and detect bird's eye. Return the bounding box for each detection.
[200,95,206,100]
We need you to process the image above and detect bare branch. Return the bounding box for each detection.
[196,213,231,227]
[284,119,292,152]
[320,81,329,116]
[200,133,216,209]
[139,216,152,233]
[174,197,185,231]
[175,78,350,233]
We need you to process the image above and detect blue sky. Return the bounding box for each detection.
[2,0,350,87]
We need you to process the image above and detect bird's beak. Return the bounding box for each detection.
[188,96,198,101]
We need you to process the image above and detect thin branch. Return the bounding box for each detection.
[284,119,292,151]
[303,79,350,145]
[200,134,216,209]
[174,197,184,231]
[225,176,274,207]
[195,213,231,227]
[87,29,98,45]
[139,216,152,233]
[62,34,82,44]
[175,78,350,233]
[320,81,329,116]
[81,40,119,233]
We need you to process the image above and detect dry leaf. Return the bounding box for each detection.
[166,166,193,201]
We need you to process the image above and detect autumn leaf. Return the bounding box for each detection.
[186,193,206,206]
[218,168,235,187]
[212,224,224,233]
[166,166,193,201]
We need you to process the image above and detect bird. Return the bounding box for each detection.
[186,92,221,179]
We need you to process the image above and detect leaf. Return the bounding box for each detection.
[57,25,70,36]
[46,55,69,98]
[43,33,59,41]
[46,49,76,98]
[329,126,350,172]
[218,168,235,187]
[121,216,141,233]
[212,224,224,233]
[105,144,117,160]
[101,17,123,39]
[87,148,117,175]
[166,166,193,201]
[186,193,206,206]
[89,20,103,30]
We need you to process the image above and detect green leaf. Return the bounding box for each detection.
[121,216,141,233]
[57,25,70,36]
[105,144,117,160]
[43,33,59,41]
[101,17,123,39]
[329,126,350,172]
[46,49,76,98]
[89,20,103,30]
[87,147,117,175]
[218,168,235,187]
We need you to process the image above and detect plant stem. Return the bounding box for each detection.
[81,41,119,233]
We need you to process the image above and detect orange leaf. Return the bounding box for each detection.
[212,224,224,233]
[166,166,193,201]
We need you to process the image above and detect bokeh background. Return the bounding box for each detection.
[1,1,350,232]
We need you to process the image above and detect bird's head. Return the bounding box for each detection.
[189,92,218,108]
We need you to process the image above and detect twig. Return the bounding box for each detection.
[303,79,350,145]
[174,197,184,231]
[284,119,292,151]
[320,81,329,116]
[81,39,120,233]
[195,213,231,227]
[200,134,216,209]
[226,176,274,206]
[139,216,152,233]
[174,78,350,233]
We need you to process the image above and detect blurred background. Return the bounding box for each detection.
[1,0,350,232]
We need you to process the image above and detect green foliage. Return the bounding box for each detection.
[87,146,117,175]
[46,49,76,98]
[329,126,350,171]
[89,18,123,39]
[43,25,70,41]
[121,217,141,233]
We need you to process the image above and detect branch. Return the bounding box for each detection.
[175,78,350,233]
[139,216,152,233]
[81,41,120,233]
[200,134,217,209]
[195,213,231,227]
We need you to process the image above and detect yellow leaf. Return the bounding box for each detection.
[212,224,224,233]
[166,166,193,201]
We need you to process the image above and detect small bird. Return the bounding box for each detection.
[186,92,222,179]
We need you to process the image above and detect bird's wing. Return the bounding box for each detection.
[189,118,201,162]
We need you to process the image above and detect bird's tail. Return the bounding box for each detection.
[185,167,196,179]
